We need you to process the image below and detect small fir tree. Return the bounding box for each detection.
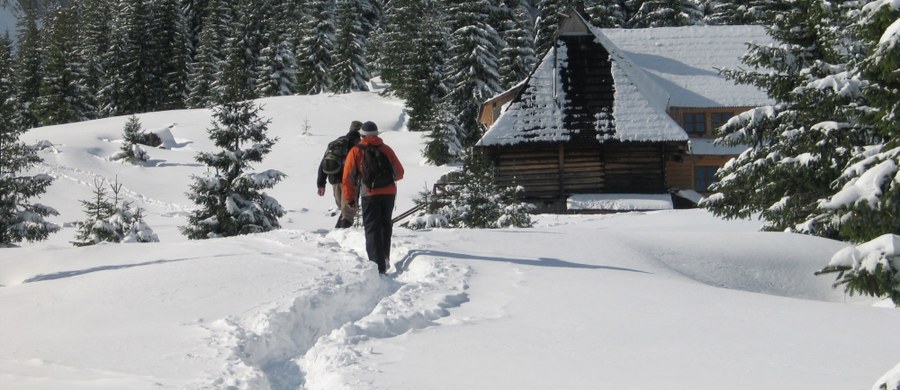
[73,177,158,246]
[72,178,119,246]
[180,101,286,239]
[112,115,149,163]
[409,152,534,229]
[122,207,159,243]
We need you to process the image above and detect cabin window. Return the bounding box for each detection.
[694,166,718,192]
[711,112,734,131]
[683,113,707,136]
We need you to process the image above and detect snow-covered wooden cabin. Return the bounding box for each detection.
[476,10,772,212]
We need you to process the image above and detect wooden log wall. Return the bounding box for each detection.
[602,143,665,193]
[491,142,666,200]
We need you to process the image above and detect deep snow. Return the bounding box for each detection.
[2,93,899,390]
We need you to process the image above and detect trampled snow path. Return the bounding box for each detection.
[195,229,470,390]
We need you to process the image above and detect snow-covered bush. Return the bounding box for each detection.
[408,153,533,229]
[180,101,285,239]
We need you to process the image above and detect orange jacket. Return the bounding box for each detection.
[342,135,404,203]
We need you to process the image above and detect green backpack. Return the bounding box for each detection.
[321,136,349,175]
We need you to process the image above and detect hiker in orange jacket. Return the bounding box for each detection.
[342,121,405,274]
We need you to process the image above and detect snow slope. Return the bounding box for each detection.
[2,92,898,390]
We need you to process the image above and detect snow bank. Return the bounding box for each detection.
[567,193,673,211]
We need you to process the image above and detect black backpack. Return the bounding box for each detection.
[358,144,394,189]
[321,136,349,175]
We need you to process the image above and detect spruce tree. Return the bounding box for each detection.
[377,0,432,99]
[381,0,449,134]
[36,7,94,125]
[499,3,537,89]
[113,115,150,164]
[701,1,864,233]
[628,0,704,28]
[295,0,335,94]
[422,101,462,165]
[14,5,42,129]
[535,0,576,57]
[181,101,286,239]
[73,0,110,120]
[331,0,370,93]
[72,177,157,246]
[255,0,297,97]
[809,1,900,305]
[72,178,118,246]
[586,0,628,28]
[186,0,231,107]
[444,0,504,149]
[0,34,59,246]
[219,0,258,103]
[99,0,148,116]
[144,0,190,111]
[410,152,534,229]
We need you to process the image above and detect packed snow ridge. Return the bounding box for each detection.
[192,229,470,390]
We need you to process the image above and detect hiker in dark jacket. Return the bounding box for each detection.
[317,120,362,228]
[342,121,404,274]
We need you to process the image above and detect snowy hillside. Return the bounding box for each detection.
[2,92,899,389]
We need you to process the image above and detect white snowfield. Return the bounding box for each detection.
[1,93,898,389]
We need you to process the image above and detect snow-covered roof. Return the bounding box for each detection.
[478,11,688,147]
[600,25,774,108]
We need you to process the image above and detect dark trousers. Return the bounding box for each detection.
[361,194,395,274]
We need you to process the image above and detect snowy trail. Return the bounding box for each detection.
[197,229,470,390]
[36,160,194,218]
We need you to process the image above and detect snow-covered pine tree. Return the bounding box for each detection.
[701,1,865,233]
[586,0,628,28]
[36,6,94,125]
[112,115,150,164]
[628,0,704,28]
[376,0,448,133]
[72,0,110,120]
[182,0,210,59]
[295,0,335,94]
[219,0,261,102]
[374,0,410,93]
[73,177,158,246]
[410,152,533,229]
[499,3,537,89]
[331,0,370,94]
[423,101,462,165]
[444,0,504,148]
[703,0,791,25]
[72,178,118,246]
[808,0,900,305]
[0,34,59,246]
[13,5,42,129]
[180,101,286,239]
[143,0,190,112]
[122,206,159,243]
[534,0,576,57]
[186,0,231,107]
[255,0,297,97]
[99,0,149,116]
